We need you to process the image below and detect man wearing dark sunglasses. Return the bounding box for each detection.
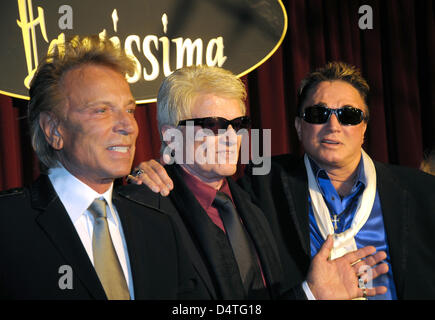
[121,65,390,300]
[177,116,252,133]
[241,62,435,299]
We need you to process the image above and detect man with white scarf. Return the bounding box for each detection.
[131,62,435,299]
[293,62,394,297]
[241,62,435,299]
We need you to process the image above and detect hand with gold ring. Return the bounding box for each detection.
[353,275,368,300]
[127,159,174,196]
[306,235,389,299]
[127,168,144,181]
[350,249,389,299]
[127,168,144,178]
[361,286,367,299]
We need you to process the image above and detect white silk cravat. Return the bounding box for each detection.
[304,149,377,260]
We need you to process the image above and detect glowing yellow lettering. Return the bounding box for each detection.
[206,37,227,67]
[16,0,49,88]
[16,5,227,88]
[172,38,203,69]
[143,35,159,81]
[124,35,141,83]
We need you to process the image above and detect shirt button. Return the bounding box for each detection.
[331,196,335,201]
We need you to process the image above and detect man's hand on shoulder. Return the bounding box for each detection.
[128,159,174,196]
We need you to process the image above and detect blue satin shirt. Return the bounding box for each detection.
[307,157,397,300]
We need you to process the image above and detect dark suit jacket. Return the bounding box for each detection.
[0,175,210,300]
[117,164,306,300]
[239,154,435,299]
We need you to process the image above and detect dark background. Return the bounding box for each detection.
[0,0,434,191]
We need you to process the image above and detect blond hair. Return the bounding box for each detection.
[420,148,435,176]
[157,65,247,153]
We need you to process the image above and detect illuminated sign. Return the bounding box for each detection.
[0,0,287,103]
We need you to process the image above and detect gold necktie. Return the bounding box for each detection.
[89,198,130,300]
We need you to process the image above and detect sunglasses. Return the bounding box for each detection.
[177,116,251,134]
[300,104,367,125]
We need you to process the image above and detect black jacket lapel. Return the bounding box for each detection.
[279,158,311,256]
[116,182,217,299]
[31,175,106,299]
[167,165,245,299]
[227,178,284,298]
[159,194,217,299]
[375,162,409,299]
[112,194,153,300]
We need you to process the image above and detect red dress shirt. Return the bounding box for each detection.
[180,167,267,286]
[180,168,233,232]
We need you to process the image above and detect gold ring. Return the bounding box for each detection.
[358,276,366,289]
[351,259,362,267]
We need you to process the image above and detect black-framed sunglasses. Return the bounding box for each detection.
[177,116,251,134]
[300,104,368,126]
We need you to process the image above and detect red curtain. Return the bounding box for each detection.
[0,0,433,191]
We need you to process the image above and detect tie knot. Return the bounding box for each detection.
[89,198,107,219]
[213,191,232,208]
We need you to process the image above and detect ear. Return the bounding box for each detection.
[360,121,368,145]
[161,124,182,163]
[161,124,175,138]
[294,117,302,141]
[39,112,64,150]
[362,121,368,135]
[161,124,182,149]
